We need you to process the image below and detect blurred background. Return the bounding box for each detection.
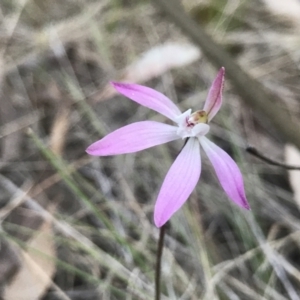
[1,0,300,299]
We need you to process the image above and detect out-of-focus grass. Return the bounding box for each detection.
[1,0,300,299]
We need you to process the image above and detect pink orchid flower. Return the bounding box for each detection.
[86,67,250,227]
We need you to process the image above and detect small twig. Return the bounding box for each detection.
[246,146,300,170]
[155,224,167,300]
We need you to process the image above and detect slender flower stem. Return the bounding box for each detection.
[246,146,300,170]
[155,224,166,300]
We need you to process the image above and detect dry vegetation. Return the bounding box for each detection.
[1,0,300,299]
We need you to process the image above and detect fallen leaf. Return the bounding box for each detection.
[0,239,21,285]
[3,220,56,300]
[121,42,200,82]
[262,0,300,26]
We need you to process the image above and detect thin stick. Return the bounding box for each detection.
[246,146,300,170]
[155,224,166,300]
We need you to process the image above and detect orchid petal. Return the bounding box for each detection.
[112,82,181,121]
[191,123,210,137]
[86,121,179,156]
[199,136,250,209]
[174,109,192,127]
[154,138,201,227]
[203,67,225,122]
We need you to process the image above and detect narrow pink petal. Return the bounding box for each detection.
[154,138,201,227]
[112,82,181,121]
[203,67,225,122]
[199,136,250,209]
[86,121,179,156]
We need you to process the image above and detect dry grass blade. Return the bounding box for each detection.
[0,110,42,139]
[285,144,300,208]
[0,181,33,223]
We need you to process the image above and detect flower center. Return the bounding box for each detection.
[175,109,210,139]
[187,110,208,126]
